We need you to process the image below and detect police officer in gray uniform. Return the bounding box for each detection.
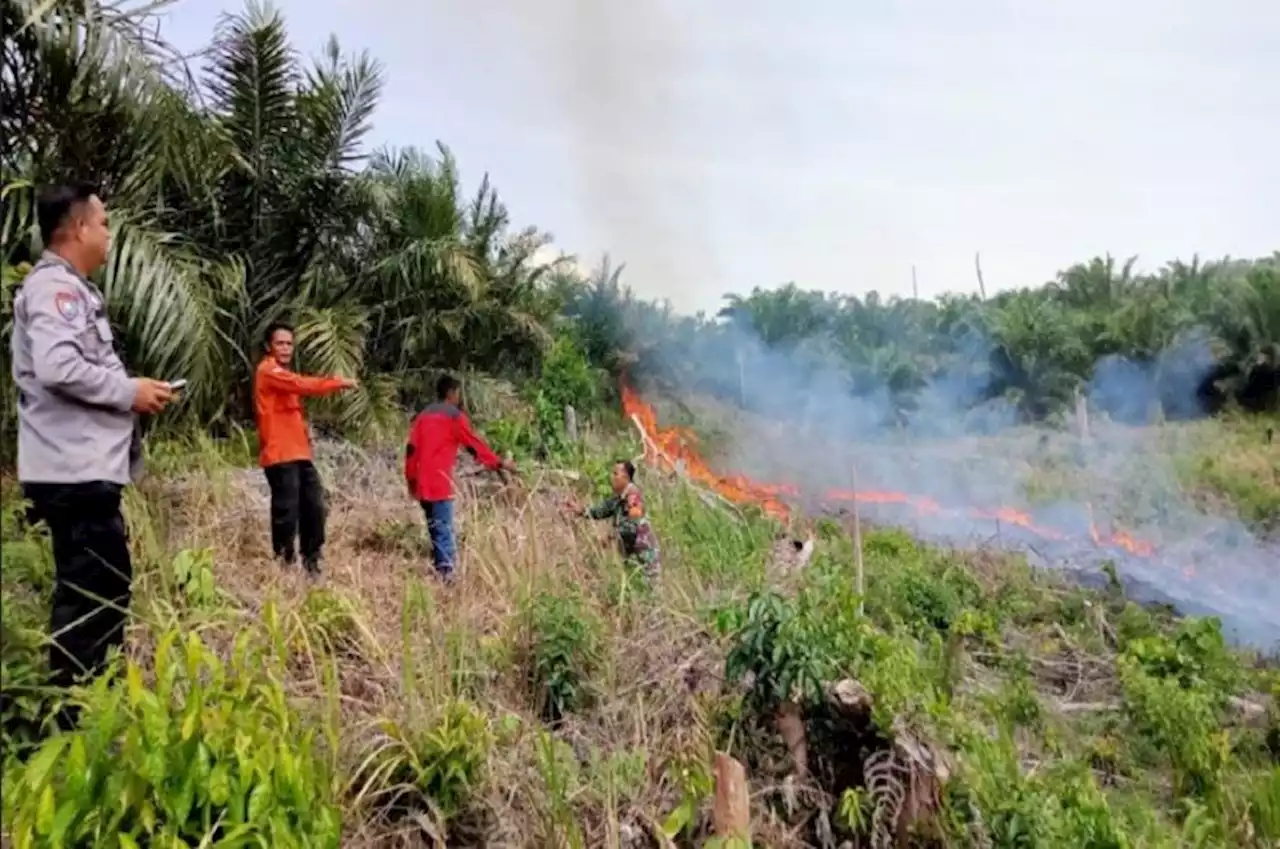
[10,184,174,724]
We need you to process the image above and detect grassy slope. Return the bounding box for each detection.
[0,413,1278,848]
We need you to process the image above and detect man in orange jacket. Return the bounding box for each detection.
[254,322,356,575]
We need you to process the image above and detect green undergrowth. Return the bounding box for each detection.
[711,526,1279,846]
[1,419,1278,848]
[4,627,342,848]
[1171,413,1280,533]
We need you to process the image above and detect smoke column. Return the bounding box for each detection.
[458,0,726,307]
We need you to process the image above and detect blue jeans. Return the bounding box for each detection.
[420,499,456,575]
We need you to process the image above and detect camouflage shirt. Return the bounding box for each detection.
[585,482,660,576]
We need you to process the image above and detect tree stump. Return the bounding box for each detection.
[712,752,750,841]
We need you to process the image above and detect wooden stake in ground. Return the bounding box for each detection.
[563,404,578,443]
[712,752,750,841]
[851,463,865,615]
[1075,388,1090,445]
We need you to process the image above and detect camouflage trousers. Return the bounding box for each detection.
[624,547,661,583]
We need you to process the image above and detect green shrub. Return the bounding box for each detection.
[0,498,53,593]
[295,586,368,657]
[2,627,342,848]
[1122,617,1243,699]
[1247,766,1280,843]
[518,585,603,722]
[351,699,492,825]
[483,411,542,462]
[537,332,603,417]
[1,493,55,759]
[1115,616,1243,800]
[169,547,221,609]
[0,614,47,760]
[1118,654,1230,799]
[948,735,1131,849]
[865,547,987,637]
[717,553,945,726]
[718,589,859,711]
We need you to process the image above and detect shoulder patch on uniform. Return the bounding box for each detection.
[53,290,81,322]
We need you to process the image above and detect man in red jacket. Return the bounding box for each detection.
[404,374,515,579]
[254,322,356,575]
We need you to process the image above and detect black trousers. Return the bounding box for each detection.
[21,481,133,696]
[263,460,326,566]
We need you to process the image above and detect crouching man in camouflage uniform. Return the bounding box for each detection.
[569,459,660,580]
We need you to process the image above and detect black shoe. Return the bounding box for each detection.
[276,551,297,568]
[303,556,322,577]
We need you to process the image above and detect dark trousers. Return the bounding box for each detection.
[264,460,326,567]
[21,481,133,702]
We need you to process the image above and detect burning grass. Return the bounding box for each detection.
[2,419,1279,847]
[628,387,1280,647]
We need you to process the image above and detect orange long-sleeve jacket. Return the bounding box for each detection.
[253,356,347,468]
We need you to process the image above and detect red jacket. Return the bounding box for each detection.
[404,402,502,501]
[254,357,348,468]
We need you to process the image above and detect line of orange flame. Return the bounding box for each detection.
[621,383,1156,559]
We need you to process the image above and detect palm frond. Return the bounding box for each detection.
[292,302,397,434]
[2,0,179,204]
[299,36,383,172]
[98,215,246,422]
[0,180,37,263]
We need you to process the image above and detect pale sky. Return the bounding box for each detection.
[158,1,1280,314]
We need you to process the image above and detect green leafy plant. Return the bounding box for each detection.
[169,547,221,609]
[659,754,714,841]
[518,585,603,722]
[350,699,492,827]
[1122,617,1242,699]
[2,627,342,848]
[837,786,871,837]
[719,590,849,711]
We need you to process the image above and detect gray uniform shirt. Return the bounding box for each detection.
[11,252,139,484]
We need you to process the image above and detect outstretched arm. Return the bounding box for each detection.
[584,496,621,520]
[258,363,350,397]
[456,412,502,469]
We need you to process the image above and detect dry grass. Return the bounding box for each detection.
[117,442,737,847]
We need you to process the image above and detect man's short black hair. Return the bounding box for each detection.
[37,183,99,247]
[436,373,461,401]
[264,321,293,347]
[614,459,636,481]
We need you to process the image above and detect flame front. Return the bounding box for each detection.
[621,383,1156,559]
